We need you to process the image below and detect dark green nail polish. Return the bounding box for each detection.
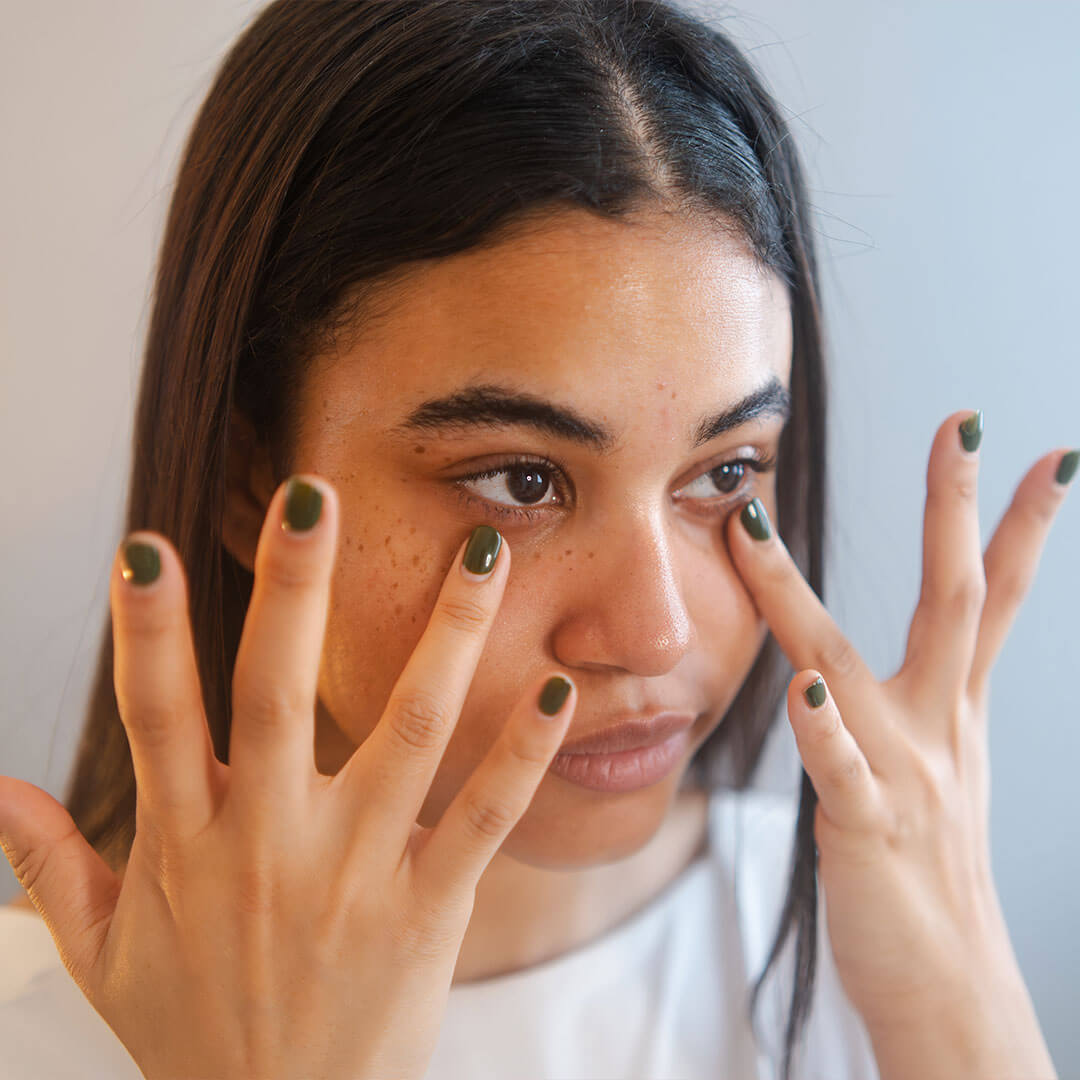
[959,410,984,453]
[283,478,323,531]
[1055,449,1079,486]
[539,675,572,716]
[803,676,827,709]
[740,498,772,541]
[463,525,502,575]
[121,540,161,586]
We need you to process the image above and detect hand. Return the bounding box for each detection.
[0,476,577,1080]
[725,412,1070,1079]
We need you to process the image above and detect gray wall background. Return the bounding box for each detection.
[2,0,1076,1072]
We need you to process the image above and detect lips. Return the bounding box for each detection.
[556,712,696,756]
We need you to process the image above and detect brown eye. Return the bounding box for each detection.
[459,461,560,508]
[506,465,551,504]
[708,461,745,494]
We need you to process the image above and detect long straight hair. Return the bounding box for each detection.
[63,3,827,1076]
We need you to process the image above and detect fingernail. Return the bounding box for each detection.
[283,478,323,532]
[740,497,772,541]
[803,676,827,709]
[959,410,984,453]
[539,675,572,716]
[463,525,502,575]
[1055,449,1079,486]
[121,539,161,586]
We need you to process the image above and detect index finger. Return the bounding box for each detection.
[724,497,891,758]
[332,525,510,852]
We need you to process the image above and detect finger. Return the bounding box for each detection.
[415,673,575,906]
[968,447,1077,699]
[724,496,890,763]
[228,475,338,812]
[900,410,987,702]
[0,774,119,991]
[111,532,219,837]
[786,672,881,834]
[334,525,510,850]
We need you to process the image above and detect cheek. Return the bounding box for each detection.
[317,519,451,741]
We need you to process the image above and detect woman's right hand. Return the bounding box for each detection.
[0,474,577,1080]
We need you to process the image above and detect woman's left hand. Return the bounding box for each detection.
[725,410,1072,1080]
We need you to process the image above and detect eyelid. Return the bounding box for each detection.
[448,446,776,523]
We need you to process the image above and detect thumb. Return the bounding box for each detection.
[0,774,120,991]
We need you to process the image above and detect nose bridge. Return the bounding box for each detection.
[553,503,693,676]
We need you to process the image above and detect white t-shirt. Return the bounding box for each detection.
[0,788,879,1079]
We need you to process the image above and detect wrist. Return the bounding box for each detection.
[864,955,1057,1080]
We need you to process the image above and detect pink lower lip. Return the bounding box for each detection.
[548,729,692,793]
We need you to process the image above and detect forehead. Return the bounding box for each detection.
[311,207,793,433]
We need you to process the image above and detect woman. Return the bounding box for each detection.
[0,1,1069,1077]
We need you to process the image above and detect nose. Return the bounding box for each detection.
[549,513,693,677]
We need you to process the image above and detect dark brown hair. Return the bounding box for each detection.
[63,2,826,1076]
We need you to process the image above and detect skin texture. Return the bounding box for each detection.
[2,204,1067,1076]
[218,206,792,981]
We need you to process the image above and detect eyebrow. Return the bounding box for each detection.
[396,376,790,450]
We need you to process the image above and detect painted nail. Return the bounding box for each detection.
[740,498,772,542]
[959,410,984,453]
[803,676,827,709]
[1055,450,1079,486]
[121,540,161,586]
[463,525,502,575]
[539,675,572,716]
[283,478,323,532]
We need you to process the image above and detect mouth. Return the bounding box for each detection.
[556,711,698,756]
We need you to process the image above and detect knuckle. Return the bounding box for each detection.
[459,788,517,841]
[1021,492,1057,528]
[818,634,860,681]
[803,707,842,749]
[501,727,553,771]
[10,824,78,898]
[943,573,987,619]
[825,753,864,793]
[116,592,180,640]
[258,545,317,593]
[952,474,978,503]
[991,566,1031,610]
[388,690,449,752]
[433,594,492,636]
[121,698,184,750]
[233,676,310,733]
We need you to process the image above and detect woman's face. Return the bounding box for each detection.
[236,207,793,870]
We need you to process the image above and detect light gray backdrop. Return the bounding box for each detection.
[1,0,1076,1073]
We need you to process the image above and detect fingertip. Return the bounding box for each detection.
[538,673,574,718]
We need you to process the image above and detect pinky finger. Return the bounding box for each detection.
[787,671,880,833]
[414,673,576,905]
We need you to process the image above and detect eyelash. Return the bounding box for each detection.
[452,450,777,522]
